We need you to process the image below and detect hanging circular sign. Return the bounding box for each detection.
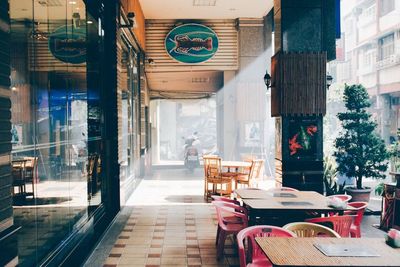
[165,23,219,64]
[48,25,86,64]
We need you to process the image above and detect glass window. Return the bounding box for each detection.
[379,34,395,60]
[363,50,376,66]
[117,34,141,205]
[380,0,395,16]
[9,0,104,265]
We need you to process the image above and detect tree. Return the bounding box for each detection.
[334,84,388,189]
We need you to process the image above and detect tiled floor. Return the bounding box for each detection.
[85,167,385,267]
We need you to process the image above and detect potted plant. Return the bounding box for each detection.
[323,156,346,196]
[334,84,388,202]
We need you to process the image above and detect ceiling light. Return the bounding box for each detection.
[192,77,210,83]
[69,1,77,4]
[193,0,217,6]
[87,20,93,24]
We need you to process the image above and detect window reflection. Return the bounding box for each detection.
[9,0,103,265]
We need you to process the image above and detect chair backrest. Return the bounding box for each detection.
[306,215,355,237]
[211,195,240,205]
[249,159,264,179]
[212,201,248,231]
[12,166,24,184]
[345,202,368,226]
[202,155,218,174]
[204,157,222,179]
[283,222,341,238]
[23,156,37,168]
[328,194,352,202]
[237,225,296,267]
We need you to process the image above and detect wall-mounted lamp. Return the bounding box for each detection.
[119,11,137,28]
[326,73,333,90]
[264,70,271,89]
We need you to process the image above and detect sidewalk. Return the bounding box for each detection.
[84,168,385,267]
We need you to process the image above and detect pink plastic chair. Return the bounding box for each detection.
[212,200,248,245]
[213,201,248,259]
[237,225,296,267]
[306,215,355,237]
[211,195,240,205]
[344,202,368,238]
[327,194,352,202]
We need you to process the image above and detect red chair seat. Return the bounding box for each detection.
[247,258,273,267]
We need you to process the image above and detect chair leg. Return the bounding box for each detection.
[215,225,220,246]
[216,230,226,260]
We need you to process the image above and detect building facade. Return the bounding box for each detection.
[331,0,400,143]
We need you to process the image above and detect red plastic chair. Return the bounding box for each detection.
[211,195,240,205]
[213,201,248,259]
[212,199,248,245]
[344,202,368,237]
[327,194,352,202]
[237,225,296,267]
[306,215,355,237]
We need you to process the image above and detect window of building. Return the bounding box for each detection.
[359,4,376,24]
[363,50,376,66]
[379,34,395,60]
[380,0,395,16]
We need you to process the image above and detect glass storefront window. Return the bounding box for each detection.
[118,33,141,205]
[9,0,104,265]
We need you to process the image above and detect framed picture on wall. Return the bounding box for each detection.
[244,122,261,147]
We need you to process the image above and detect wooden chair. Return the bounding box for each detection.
[204,157,233,200]
[12,164,26,197]
[203,155,219,199]
[283,222,341,238]
[235,159,264,189]
[23,156,38,198]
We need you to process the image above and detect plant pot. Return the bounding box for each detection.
[344,187,372,203]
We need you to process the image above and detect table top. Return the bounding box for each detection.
[221,161,251,168]
[12,158,28,162]
[235,188,307,199]
[255,237,400,267]
[239,190,352,212]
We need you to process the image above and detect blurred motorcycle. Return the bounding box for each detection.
[183,133,200,173]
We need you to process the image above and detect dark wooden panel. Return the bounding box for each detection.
[271,52,327,116]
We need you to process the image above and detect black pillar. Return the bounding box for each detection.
[0,0,18,265]
[101,0,120,215]
[272,0,336,193]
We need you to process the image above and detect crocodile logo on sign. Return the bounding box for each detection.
[165,23,219,64]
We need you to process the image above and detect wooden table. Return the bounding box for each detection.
[255,237,400,266]
[238,189,352,225]
[11,158,34,198]
[221,161,251,170]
